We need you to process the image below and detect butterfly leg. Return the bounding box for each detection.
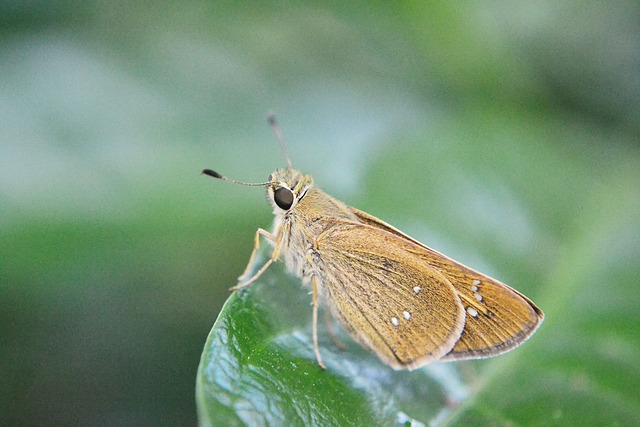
[237,228,275,280]
[231,228,282,291]
[311,275,327,369]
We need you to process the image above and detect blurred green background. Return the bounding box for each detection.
[1,1,639,426]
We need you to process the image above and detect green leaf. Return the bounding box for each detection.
[196,265,476,427]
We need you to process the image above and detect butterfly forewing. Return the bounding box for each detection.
[437,267,543,360]
[315,222,466,370]
[348,206,544,361]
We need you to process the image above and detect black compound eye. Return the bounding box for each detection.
[274,187,294,210]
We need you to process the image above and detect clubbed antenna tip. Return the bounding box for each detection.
[202,169,223,179]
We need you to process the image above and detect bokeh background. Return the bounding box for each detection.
[1,2,639,426]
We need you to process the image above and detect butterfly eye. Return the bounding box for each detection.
[274,187,294,210]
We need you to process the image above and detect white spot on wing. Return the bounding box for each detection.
[391,317,399,327]
[467,307,478,317]
[403,311,411,320]
[474,293,483,302]
[472,279,481,286]
[471,285,478,292]
[413,286,421,294]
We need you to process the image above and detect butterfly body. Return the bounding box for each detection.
[204,115,542,370]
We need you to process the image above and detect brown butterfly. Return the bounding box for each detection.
[204,116,543,370]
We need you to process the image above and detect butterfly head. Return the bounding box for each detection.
[267,168,313,214]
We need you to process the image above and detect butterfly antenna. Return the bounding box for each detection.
[268,113,292,168]
[201,169,269,186]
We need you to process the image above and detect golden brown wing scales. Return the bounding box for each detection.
[314,223,466,370]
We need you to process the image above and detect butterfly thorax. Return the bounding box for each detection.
[267,168,358,285]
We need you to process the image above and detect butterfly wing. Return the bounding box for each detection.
[349,207,544,361]
[437,269,543,361]
[314,221,466,370]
